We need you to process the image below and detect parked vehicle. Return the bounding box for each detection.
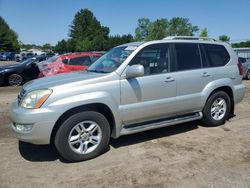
[0,52,16,61]
[239,57,250,80]
[10,36,245,162]
[38,52,103,77]
[0,57,41,86]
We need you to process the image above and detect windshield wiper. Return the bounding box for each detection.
[86,69,109,73]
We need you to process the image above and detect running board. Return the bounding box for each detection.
[120,112,203,135]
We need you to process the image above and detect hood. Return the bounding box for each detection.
[23,71,109,92]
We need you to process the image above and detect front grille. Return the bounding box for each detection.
[18,88,26,105]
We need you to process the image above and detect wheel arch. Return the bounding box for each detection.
[205,86,234,118]
[50,103,116,145]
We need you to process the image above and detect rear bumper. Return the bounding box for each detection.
[233,84,246,104]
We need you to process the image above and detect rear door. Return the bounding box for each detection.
[172,43,213,114]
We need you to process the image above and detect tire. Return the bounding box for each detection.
[202,91,231,126]
[8,74,23,86]
[246,70,250,80]
[55,111,110,162]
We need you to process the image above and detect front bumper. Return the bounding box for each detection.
[10,101,61,145]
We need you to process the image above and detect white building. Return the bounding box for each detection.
[234,48,250,59]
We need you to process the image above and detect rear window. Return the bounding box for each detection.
[203,44,230,67]
[175,43,202,71]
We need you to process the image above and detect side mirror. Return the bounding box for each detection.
[126,64,144,79]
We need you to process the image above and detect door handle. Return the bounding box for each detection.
[165,77,175,82]
[202,72,211,77]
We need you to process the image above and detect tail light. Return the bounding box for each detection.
[238,59,243,76]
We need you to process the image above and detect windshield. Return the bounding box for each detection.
[20,58,35,65]
[87,45,137,73]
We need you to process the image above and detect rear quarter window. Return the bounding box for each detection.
[203,44,230,67]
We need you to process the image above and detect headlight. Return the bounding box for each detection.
[21,89,52,109]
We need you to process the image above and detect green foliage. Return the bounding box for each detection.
[106,34,134,50]
[200,28,208,37]
[69,9,109,51]
[232,41,250,48]
[54,9,134,53]
[147,19,168,41]
[135,18,151,41]
[42,43,52,51]
[219,35,230,42]
[134,17,199,41]
[0,16,20,52]
[54,39,68,54]
[168,17,199,36]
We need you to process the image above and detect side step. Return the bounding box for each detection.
[120,112,203,135]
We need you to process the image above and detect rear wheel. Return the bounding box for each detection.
[8,74,23,86]
[202,91,231,126]
[55,111,110,162]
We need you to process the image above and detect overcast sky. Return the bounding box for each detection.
[0,0,249,45]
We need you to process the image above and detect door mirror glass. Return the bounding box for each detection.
[126,64,144,79]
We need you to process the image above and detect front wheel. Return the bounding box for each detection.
[55,111,110,162]
[202,91,231,126]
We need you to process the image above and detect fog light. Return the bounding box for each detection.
[14,123,33,132]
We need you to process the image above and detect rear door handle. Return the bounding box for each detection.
[202,72,211,77]
[165,77,175,82]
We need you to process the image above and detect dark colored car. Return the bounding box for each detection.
[0,55,52,86]
[39,52,103,77]
[0,52,16,61]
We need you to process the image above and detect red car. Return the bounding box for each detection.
[38,52,103,77]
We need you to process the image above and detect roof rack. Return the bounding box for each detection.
[163,36,218,42]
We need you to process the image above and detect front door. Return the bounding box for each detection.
[120,43,177,125]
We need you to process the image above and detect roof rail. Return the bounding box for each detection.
[163,36,218,42]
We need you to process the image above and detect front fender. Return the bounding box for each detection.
[47,91,122,138]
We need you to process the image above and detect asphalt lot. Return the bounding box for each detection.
[0,62,250,187]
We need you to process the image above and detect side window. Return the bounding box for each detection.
[204,44,230,67]
[129,44,172,76]
[69,56,91,66]
[175,43,202,71]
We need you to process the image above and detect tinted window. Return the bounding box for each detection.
[69,56,91,66]
[175,43,201,71]
[239,57,246,64]
[90,56,101,63]
[204,44,230,67]
[129,44,172,76]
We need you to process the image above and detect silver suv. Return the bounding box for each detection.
[10,36,246,162]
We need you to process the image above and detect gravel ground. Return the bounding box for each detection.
[0,69,250,187]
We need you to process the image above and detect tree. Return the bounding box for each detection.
[147,19,168,41]
[232,41,250,48]
[200,28,208,37]
[168,17,199,36]
[0,16,20,52]
[219,35,230,42]
[42,43,53,51]
[54,39,68,54]
[69,9,109,51]
[135,17,199,41]
[135,18,151,41]
[107,34,134,50]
